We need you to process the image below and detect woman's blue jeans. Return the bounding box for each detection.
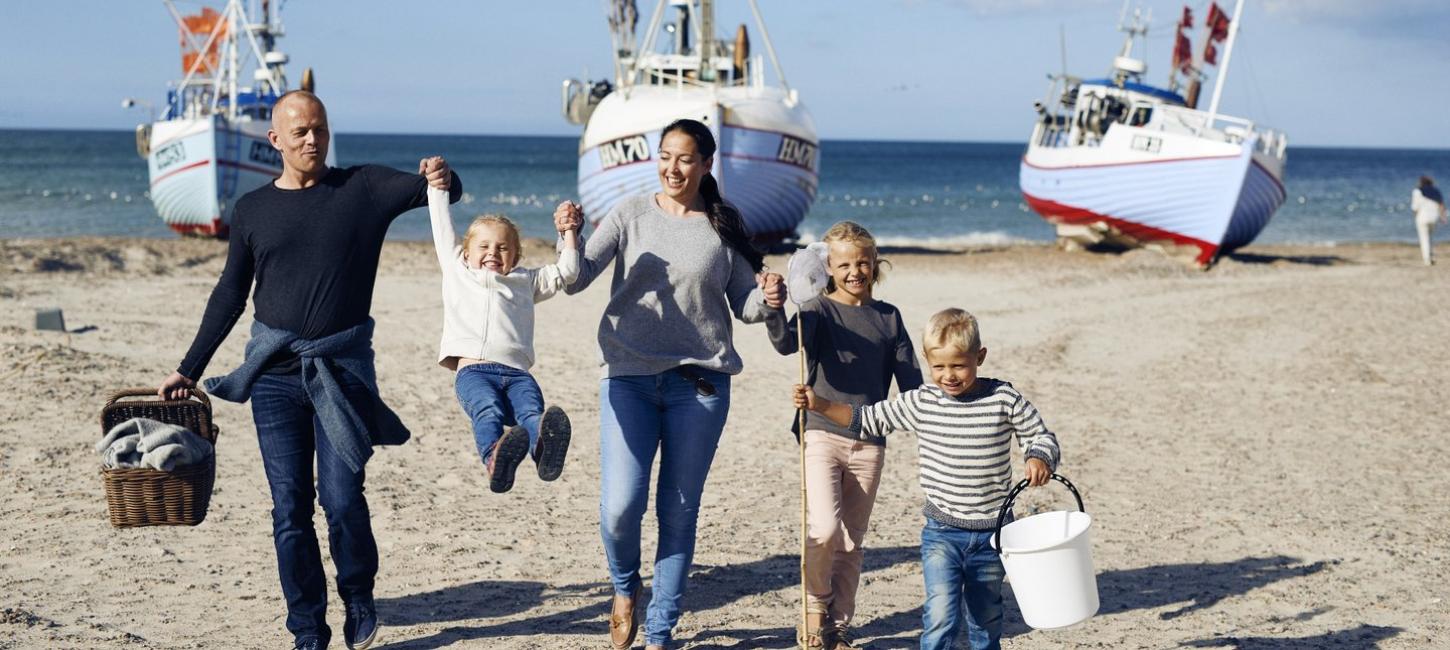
[250,371,379,646]
[919,518,1005,650]
[598,368,731,648]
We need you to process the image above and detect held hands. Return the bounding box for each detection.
[158,371,196,401]
[418,156,451,191]
[1025,457,1050,487]
[757,271,786,309]
[553,201,585,234]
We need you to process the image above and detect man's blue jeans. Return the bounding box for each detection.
[920,518,1005,650]
[598,368,731,648]
[453,362,545,463]
[251,371,379,646]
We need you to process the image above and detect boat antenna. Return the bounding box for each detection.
[1205,0,1245,125]
[1059,24,1067,79]
[700,0,714,79]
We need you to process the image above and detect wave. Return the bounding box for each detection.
[794,229,1037,249]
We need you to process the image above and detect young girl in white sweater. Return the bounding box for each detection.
[425,160,581,493]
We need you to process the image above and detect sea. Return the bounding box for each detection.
[1,129,1446,246]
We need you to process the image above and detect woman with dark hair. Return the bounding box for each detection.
[1412,175,1447,265]
[557,118,786,650]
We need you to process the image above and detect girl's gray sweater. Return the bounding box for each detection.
[565,193,772,378]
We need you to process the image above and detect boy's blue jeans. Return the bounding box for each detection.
[453,363,545,463]
[598,368,731,648]
[250,371,379,646]
[920,518,1006,650]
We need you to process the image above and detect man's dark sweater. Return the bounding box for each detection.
[178,165,462,380]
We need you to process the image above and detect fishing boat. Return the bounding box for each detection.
[561,0,818,243]
[1019,0,1287,267]
[125,0,330,238]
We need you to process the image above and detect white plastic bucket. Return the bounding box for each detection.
[992,474,1099,629]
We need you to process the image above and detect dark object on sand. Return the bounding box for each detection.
[35,308,65,332]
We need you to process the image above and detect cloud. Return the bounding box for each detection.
[1263,0,1448,20]
[1263,0,1450,42]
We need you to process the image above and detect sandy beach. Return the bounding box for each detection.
[1,237,1446,649]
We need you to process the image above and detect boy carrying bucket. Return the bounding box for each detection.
[793,308,1061,650]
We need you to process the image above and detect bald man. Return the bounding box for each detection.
[158,91,461,650]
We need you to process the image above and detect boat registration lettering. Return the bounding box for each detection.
[598,135,651,169]
[777,136,818,172]
[249,141,283,168]
[1130,135,1162,154]
[154,142,187,172]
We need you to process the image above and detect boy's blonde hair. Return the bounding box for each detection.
[462,214,523,262]
[923,308,981,354]
[821,220,889,290]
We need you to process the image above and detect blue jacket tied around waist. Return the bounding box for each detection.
[203,318,410,472]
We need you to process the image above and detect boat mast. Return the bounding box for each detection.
[746,0,789,91]
[624,0,668,94]
[699,0,714,80]
[223,0,242,120]
[1205,0,1245,126]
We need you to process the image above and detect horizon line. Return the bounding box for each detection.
[2,125,1448,153]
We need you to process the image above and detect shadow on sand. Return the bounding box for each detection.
[1181,624,1401,649]
[378,553,1338,648]
[1223,251,1348,266]
[377,546,920,649]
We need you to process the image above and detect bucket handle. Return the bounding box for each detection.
[991,473,1084,553]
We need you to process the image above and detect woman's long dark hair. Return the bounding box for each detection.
[660,118,764,273]
[1421,175,1444,204]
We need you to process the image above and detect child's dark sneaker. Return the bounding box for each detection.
[534,406,572,481]
[488,426,530,493]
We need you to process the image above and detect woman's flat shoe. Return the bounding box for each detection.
[609,584,641,649]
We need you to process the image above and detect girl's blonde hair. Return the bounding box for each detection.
[923,308,981,354]
[821,220,889,291]
[462,214,523,262]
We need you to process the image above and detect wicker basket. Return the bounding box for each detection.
[99,388,219,528]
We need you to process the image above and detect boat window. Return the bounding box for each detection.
[1129,105,1153,127]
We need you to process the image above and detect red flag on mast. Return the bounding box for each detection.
[1174,5,1194,73]
[1206,2,1231,42]
[1173,32,1193,73]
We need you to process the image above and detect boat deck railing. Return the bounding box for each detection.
[1031,81,1287,160]
[621,53,765,91]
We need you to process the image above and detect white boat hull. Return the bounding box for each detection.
[147,117,335,237]
[576,86,818,241]
[1020,126,1285,266]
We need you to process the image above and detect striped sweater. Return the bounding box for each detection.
[850,378,1060,530]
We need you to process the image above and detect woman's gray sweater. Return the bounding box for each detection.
[565,193,772,378]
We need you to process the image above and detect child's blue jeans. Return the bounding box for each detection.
[453,362,544,463]
[920,518,1006,650]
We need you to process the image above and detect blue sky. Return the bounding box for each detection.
[3,0,1447,148]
